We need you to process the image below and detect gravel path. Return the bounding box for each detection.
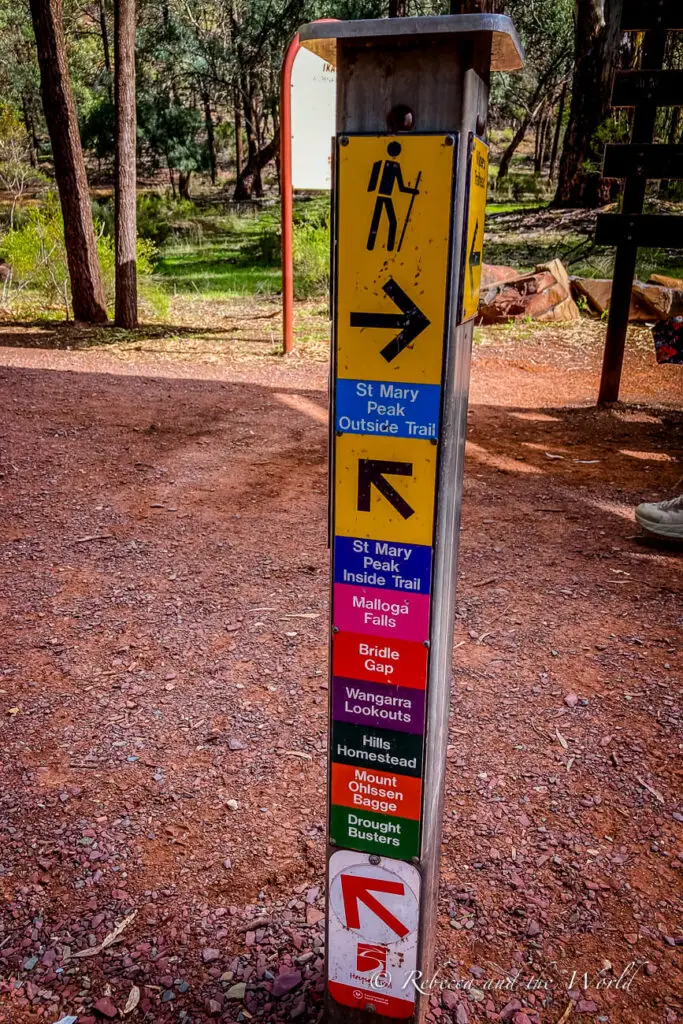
[0,311,681,1023]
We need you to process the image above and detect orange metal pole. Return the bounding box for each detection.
[280,21,338,356]
[280,32,299,356]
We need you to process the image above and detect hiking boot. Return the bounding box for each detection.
[635,494,683,539]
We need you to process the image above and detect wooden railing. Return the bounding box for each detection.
[596,2,682,404]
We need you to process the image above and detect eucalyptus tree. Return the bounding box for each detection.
[28,0,107,321]
[492,0,574,180]
[553,0,625,207]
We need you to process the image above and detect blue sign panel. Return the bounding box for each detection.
[334,536,432,594]
[335,379,441,440]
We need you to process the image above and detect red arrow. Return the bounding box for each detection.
[340,874,409,938]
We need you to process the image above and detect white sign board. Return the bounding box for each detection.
[291,46,336,190]
[328,850,420,1019]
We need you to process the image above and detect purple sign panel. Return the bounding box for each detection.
[332,676,426,736]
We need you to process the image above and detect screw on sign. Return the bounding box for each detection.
[328,851,420,1019]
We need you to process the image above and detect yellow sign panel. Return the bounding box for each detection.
[461,136,489,322]
[334,434,437,546]
[336,134,456,386]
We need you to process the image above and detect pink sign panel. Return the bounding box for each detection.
[333,583,430,643]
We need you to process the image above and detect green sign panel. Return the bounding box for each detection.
[330,805,420,860]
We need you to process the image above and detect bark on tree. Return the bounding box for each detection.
[178,170,192,199]
[548,81,567,181]
[388,0,406,15]
[99,0,113,101]
[240,83,264,198]
[497,90,545,180]
[233,131,279,201]
[233,88,243,177]
[99,0,112,72]
[20,94,39,167]
[202,88,217,185]
[534,102,547,174]
[29,0,108,322]
[552,0,625,208]
[114,0,137,328]
[539,111,553,171]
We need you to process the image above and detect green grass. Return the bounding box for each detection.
[485,201,546,215]
[154,197,333,299]
[158,241,281,296]
[152,192,683,303]
[156,208,282,297]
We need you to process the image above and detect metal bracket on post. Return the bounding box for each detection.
[295,14,523,1024]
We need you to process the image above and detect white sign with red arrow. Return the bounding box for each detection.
[328,850,420,1019]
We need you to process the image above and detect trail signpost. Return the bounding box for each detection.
[296,14,523,1023]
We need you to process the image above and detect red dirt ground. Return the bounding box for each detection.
[0,304,681,1024]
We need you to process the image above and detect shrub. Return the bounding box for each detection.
[293,195,330,232]
[1,192,71,315]
[91,192,204,249]
[293,223,329,299]
[96,231,168,318]
[1,191,167,319]
[0,105,47,229]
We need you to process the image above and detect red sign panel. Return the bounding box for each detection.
[333,631,428,690]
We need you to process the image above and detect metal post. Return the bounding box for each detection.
[296,16,523,1024]
[280,32,299,356]
[598,27,669,405]
[280,20,339,357]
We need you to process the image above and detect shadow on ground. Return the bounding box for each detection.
[0,360,681,1024]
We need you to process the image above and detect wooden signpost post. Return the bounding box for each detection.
[596,2,683,404]
[295,14,523,1024]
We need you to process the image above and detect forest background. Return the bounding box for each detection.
[0,0,682,328]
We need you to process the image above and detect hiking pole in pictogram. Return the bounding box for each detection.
[397,170,422,252]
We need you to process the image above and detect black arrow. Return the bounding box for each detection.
[357,459,415,520]
[350,277,430,363]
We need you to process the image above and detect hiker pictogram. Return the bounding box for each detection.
[366,142,421,252]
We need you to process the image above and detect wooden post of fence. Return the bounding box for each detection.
[598,9,672,405]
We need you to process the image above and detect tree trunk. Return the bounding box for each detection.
[99,0,112,73]
[539,111,552,171]
[552,0,625,208]
[548,81,567,181]
[178,170,191,199]
[28,0,107,323]
[21,94,39,167]
[233,87,243,178]
[202,88,217,185]
[99,0,112,100]
[497,67,550,181]
[233,131,279,201]
[241,83,263,197]
[388,0,406,14]
[533,103,546,174]
[114,0,137,328]
[498,96,544,180]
